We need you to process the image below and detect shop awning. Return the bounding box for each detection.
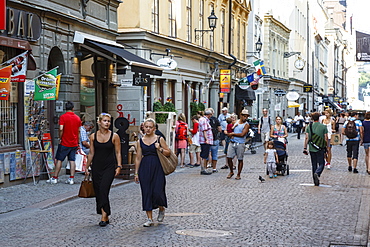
[323,97,341,110]
[73,31,163,76]
[235,84,256,101]
[0,37,37,70]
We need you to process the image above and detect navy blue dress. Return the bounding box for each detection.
[139,137,167,211]
[92,131,116,216]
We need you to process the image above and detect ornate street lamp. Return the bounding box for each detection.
[195,9,218,40]
[246,37,263,57]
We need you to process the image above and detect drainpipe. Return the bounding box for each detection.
[228,0,237,69]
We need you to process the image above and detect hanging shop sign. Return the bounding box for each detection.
[303,84,313,93]
[1,7,42,41]
[156,58,177,70]
[0,65,12,100]
[133,73,150,86]
[220,69,231,93]
[34,67,58,101]
[286,91,300,101]
[356,31,370,62]
[3,51,28,83]
[274,89,286,97]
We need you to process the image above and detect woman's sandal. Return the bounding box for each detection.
[227,173,234,179]
[235,176,241,180]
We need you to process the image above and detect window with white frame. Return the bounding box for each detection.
[199,0,204,46]
[152,0,159,33]
[186,0,192,42]
[237,19,241,59]
[221,9,225,54]
[169,0,176,37]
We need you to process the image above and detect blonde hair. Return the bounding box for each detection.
[144,118,156,127]
[178,113,187,122]
[98,113,112,122]
[324,108,333,115]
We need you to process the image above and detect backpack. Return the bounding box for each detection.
[260,116,271,126]
[344,120,358,139]
[209,117,220,140]
[309,124,326,150]
[176,122,187,140]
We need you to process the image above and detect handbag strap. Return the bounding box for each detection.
[84,173,92,181]
[156,135,162,147]
[309,123,314,142]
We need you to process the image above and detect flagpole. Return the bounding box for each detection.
[32,66,59,80]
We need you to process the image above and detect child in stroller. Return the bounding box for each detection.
[272,140,289,176]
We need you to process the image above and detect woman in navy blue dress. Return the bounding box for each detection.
[85,113,122,227]
[135,118,169,227]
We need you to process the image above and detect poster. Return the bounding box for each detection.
[34,67,58,101]
[0,153,4,183]
[4,152,10,174]
[0,65,12,100]
[4,51,28,83]
[220,69,231,93]
[42,133,55,171]
[9,152,16,181]
[15,150,23,179]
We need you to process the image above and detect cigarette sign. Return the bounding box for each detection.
[220,69,231,93]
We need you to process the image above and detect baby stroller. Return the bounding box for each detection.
[245,128,257,154]
[268,140,289,176]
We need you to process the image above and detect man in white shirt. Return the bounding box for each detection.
[294,113,305,139]
[218,107,230,148]
[258,109,272,149]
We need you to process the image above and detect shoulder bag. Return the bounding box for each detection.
[309,123,327,151]
[78,173,95,198]
[156,136,177,175]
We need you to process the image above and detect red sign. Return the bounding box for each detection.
[0,0,5,30]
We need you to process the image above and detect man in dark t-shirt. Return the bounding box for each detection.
[209,108,221,172]
[47,101,81,184]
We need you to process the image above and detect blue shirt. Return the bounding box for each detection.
[218,113,231,130]
[232,121,249,144]
[342,117,362,141]
[79,126,90,154]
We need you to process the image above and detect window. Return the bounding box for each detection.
[186,0,192,42]
[0,100,17,146]
[199,0,204,46]
[152,0,159,33]
[221,9,225,53]
[231,14,234,54]
[237,19,240,59]
[242,22,246,61]
[169,0,176,37]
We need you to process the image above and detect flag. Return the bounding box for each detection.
[260,61,266,75]
[34,67,58,101]
[0,65,12,100]
[55,74,62,100]
[253,60,260,67]
[247,73,255,82]
[3,51,28,83]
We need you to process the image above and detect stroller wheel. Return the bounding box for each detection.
[251,150,256,154]
[286,165,289,175]
[266,168,269,175]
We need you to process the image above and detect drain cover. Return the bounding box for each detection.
[176,229,232,237]
[166,213,208,217]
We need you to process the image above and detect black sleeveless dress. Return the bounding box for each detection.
[139,137,167,211]
[92,131,116,216]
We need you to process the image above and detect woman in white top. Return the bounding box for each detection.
[322,108,336,169]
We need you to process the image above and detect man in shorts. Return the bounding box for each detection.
[209,108,221,173]
[226,109,250,180]
[198,110,214,175]
[47,101,81,184]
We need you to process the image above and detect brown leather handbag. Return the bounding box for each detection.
[156,137,177,175]
[78,174,95,198]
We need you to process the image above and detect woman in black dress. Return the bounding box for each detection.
[135,118,169,227]
[85,113,122,227]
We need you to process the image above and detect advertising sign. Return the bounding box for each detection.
[220,69,231,93]
[4,51,28,83]
[356,31,370,61]
[133,73,150,86]
[156,58,177,70]
[34,67,58,101]
[0,0,5,30]
[0,65,12,100]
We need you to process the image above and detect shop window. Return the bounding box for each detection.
[0,100,17,146]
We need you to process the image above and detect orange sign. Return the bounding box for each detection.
[220,69,231,93]
[0,65,12,100]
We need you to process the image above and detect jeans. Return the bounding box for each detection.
[210,140,219,161]
[309,149,325,177]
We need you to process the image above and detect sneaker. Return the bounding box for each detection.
[348,166,352,172]
[46,177,58,184]
[200,170,212,175]
[269,175,273,178]
[207,164,212,168]
[212,169,218,173]
[157,210,165,222]
[194,164,200,167]
[186,163,195,168]
[313,173,320,186]
[274,174,277,178]
[353,168,359,174]
[65,178,74,185]
[326,163,331,169]
[220,165,229,169]
[143,218,153,227]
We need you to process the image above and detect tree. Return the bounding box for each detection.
[359,72,370,88]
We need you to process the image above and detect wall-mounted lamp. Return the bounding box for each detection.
[246,37,263,56]
[283,51,301,58]
[194,9,218,40]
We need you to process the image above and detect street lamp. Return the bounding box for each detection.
[246,37,263,56]
[195,9,218,40]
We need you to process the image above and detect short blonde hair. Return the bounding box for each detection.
[98,113,111,122]
[144,118,156,127]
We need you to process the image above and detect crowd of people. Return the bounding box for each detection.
[45,101,370,227]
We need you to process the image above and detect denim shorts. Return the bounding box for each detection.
[55,144,78,161]
[210,140,219,161]
[364,143,370,150]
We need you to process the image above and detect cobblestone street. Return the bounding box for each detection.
[1,135,370,247]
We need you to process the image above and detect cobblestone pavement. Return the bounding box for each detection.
[1,135,370,247]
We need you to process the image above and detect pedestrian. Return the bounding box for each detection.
[342,112,363,173]
[258,108,272,149]
[362,112,370,175]
[264,141,279,178]
[294,112,304,139]
[80,121,94,155]
[47,101,81,185]
[336,113,346,145]
[220,115,237,169]
[321,108,335,169]
[208,108,221,173]
[304,113,311,132]
[303,112,328,186]
[226,109,250,180]
[198,109,214,175]
[155,123,166,140]
[85,112,122,227]
[175,113,188,168]
[134,118,169,227]
[218,107,231,148]
[270,116,288,145]
[187,115,201,167]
